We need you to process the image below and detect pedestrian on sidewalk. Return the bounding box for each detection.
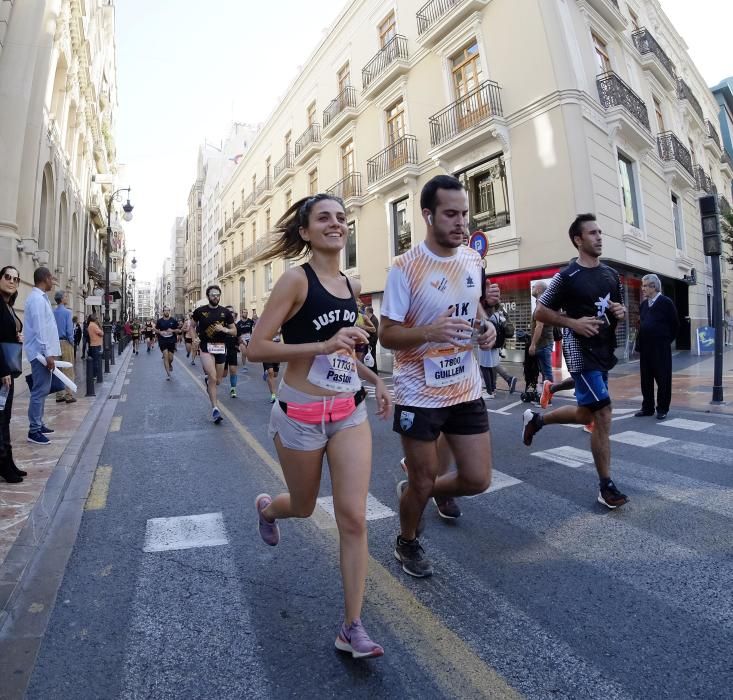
[86,313,103,377]
[248,193,390,659]
[24,267,59,446]
[529,281,555,384]
[73,316,82,359]
[0,266,27,483]
[634,274,678,420]
[53,290,76,404]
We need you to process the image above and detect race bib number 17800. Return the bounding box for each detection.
[423,347,473,388]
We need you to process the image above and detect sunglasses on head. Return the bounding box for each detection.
[3,273,19,283]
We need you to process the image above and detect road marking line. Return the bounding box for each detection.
[531,446,593,468]
[317,493,396,521]
[85,466,112,511]
[124,379,130,385]
[142,512,229,553]
[174,356,520,699]
[467,469,522,498]
[110,416,122,432]
[659,418,714,431]
[488,400,523,415]
[610,431,670,447]
[120,394,127,402]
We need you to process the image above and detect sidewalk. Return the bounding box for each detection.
[0,346,131,597]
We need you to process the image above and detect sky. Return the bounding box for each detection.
[114,0,732,284]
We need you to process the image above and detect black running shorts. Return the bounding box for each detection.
[393,398,489,442]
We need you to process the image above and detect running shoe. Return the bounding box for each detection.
[583,422,594,434]
[335,619,384,659]
[230,387,237,398]
[27,431,50,445]
[191,360,196,366]
[270,393,276,404]
[522,409,543,446]
[394,535,433,578]
[166,376,170,381]
[255,493,280,546]
[212,407,222,424]
[509,376,518,394]
[597,481,629,509]
[540,380,553,409]
[396,480,424,536]
[486,392,496,399]
[433,496,462,519]
[40,425,54,434]
[242,367,249,373]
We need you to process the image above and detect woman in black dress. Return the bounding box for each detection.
[0,266,26,483]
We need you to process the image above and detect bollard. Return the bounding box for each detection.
[96,351,103,383]
[86,356,95,397]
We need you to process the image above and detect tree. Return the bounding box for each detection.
[723,209,733,267]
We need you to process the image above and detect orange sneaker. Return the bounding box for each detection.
[540,380,552,409]
[583,422,595,434]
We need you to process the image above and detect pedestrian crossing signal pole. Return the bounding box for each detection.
[699,195,724,404]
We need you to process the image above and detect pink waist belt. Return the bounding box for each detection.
[279,387,366,424]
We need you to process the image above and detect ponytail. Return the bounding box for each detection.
[255,193,344,263]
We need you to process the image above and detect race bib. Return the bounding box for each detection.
[307,351,360,392]
[208,343,226,354]
[243,334,252,342]
[423,346,473,387]
[161,331,173,338]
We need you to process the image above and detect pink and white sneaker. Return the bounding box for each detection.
[335,618,384,659]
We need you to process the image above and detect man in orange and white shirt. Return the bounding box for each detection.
[380,175,496,579]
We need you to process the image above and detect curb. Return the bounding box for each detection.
[0,347,133,698]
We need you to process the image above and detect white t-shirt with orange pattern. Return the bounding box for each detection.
[382,242,483,408]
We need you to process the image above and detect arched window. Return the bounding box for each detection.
[39,164,55,251]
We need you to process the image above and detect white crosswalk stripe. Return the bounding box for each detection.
[317,493,396,521]
[659,418,715,431]
[610,430,671,447]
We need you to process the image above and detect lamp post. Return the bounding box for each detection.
[105,187,133,373]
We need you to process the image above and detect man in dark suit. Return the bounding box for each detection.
[635,274,679,420]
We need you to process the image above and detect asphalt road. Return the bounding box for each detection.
[25,347,733,699]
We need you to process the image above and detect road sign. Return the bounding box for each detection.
[469,230,488,258]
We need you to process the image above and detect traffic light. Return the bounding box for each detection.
[699,195,722,256]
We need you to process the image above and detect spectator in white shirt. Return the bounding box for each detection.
[24,267,59,445]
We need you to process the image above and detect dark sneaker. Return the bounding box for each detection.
[433,496,462,520]
[255,493,280,546]
[212,407,222,424]
[540,380,552,409]
[396,479,424,536]
[394,536,433,578]
[509,376,518,394]
[40,425,54,434]
[598,481,629,509]
[27,431,50,445]
[522,409,542,446]
[335,618,384,659]
[230,387,237,398]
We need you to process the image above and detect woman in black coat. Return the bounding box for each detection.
[0,265,26,483]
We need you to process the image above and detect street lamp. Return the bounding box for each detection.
[105,187,133,373]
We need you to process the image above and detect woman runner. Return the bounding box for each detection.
[247,194,391,660]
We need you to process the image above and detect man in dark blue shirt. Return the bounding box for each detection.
[155,307,179,380]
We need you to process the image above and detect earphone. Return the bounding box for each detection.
[428,214,433,225]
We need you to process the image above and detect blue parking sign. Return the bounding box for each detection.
[469,231,488,258]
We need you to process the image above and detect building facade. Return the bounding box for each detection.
[0,0,124,321]
[135,279,153,320]
[215,0,732,358]
[171,216,186,316]
[184,151,204,312]
[712,77,733,201]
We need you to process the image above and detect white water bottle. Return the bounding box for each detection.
[0,385,9,411]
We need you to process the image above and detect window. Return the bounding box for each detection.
[618,153,640,228]
[252,174,256,192]
[379,11,396,47]
[285,130,292,153]
[671,193,684,250]
[265,156,271,177]
[252,269,257,299]
[285,189,292,210]
[240,231,244,251]
[653,96,665,133]
[307,102,317,126]
[392,197,411,256]
[592,33,611,74]
[452,42,483,99]
[345,221,357,269]
[386,99,405,144]
[309,168,318,195]
[456,154,511,231]
[338,63,351,93]
[241,188,245,206]
[251,220,256,244]
[265,208,271,232]
[341,139,355,176]
[239,277,246,307]
[264,262,273,292]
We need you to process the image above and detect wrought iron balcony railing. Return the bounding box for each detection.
[362,35,408,90]
[327,172,363,200]
[723,152,733,171]
[294,124,321,158]
[224,260,233,273]
[87,251,104,279]
[720,196,732,216]
[233,205,242,222]
[232,252,246,269]
[323,86,357,128]
[255,176,272,200]
[657,131,694,177]
[631,28,676,82]
[224,215,232,231]
[695,165,714,194]
[706,120,722,149]
[243,192,255,212]
[596,71,651,132]
[367,135,419,184]
[429,80,503,147]
[677,79,704,123]
[417,0,471,35]
[273,151,294,180]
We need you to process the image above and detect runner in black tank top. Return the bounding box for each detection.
[247,194,391,660]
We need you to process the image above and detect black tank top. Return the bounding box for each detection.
[281,263,358,344]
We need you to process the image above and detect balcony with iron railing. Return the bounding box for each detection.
[224,259,233,274]
[429,80,504,152]
[722,151,733,176]
[255,176,273,205]
[596,71,654,151]
[217,264,225,279]
[361,35,409,99]
[232,205,242,225]
[677,79,704,125]
[705,119,722,156]
[323,86,358,136]
[657,131,695,189]
[231,252,246,271]
[326,172,364,207]
[87,251,104,280]
[367,135,420,193]
[273,151,295,184]
[631,28,676,90]
[720,195,732,216]
[242,191,256,217]
[695,165,714,194]
[294,123,322,162]
[215,226,224,242]
[416,0,492,47]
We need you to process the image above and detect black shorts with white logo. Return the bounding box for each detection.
[393,398,489,442]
